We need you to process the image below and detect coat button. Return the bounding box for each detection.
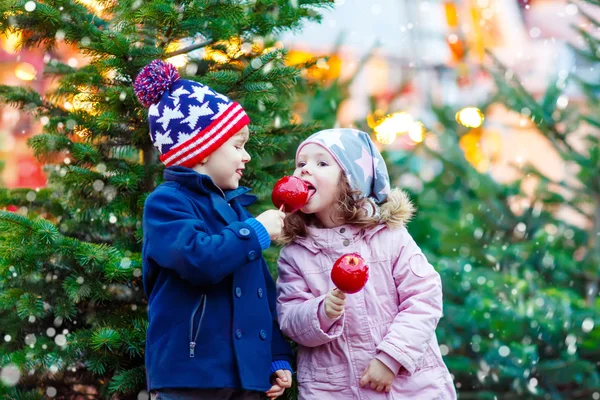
[235,287,242,298]
[236,329,242,339]
[340,228,346,233]
[257,288,263,298]
[343,239,350,246]
[239,228,250,237]
[248,250,257,261]
[259,330,267,340]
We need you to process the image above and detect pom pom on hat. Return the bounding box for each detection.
[134,60,180,108]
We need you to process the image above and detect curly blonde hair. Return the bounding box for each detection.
[279,174,415,245]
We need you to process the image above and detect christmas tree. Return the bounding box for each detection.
[383,19,600,400]
[0,0,332,397]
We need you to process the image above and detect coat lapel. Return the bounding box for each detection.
[210,192,238,225]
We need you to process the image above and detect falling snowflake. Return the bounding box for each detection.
[54,334,67,347]
[24,1,36,12]
[24,334,36,346]
[498,346,510,357]
[582,318,594,333]
[1,364,21,386]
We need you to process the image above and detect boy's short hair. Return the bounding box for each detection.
[134,60,250,167]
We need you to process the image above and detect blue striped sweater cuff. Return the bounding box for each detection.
[245,218,271,250]
[270,360,292,375]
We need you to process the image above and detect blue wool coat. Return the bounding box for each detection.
[142,166,292,391]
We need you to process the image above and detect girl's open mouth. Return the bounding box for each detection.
[306,183,316,200]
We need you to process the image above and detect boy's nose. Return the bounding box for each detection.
[242,149,251,162]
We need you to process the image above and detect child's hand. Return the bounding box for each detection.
[265,369,293,399]
[324,288,346,319]
[359,358,395,393]
[256,209,286,240]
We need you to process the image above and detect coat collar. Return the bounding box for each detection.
[164,166,258,224]
[164,166,257,204]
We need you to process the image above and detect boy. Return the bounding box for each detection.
[134,60,293,400]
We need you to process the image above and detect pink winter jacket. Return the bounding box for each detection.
[276,192,456,400]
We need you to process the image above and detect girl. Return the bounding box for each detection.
[276,128,456,399]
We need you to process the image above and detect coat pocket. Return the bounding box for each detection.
[297,364,348,390]
[398,344,439,377]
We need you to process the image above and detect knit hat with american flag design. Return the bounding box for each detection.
[134,60,250,168]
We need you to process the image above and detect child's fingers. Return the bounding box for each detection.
[328,293,346,306]
[385,384,392,393]
[332,288,347,300]
[359,372,370,387]
[329,297,346,307]
[266,386,284,398]
[274,369,288,382]
[276,377,291,388]
[274,369,292,388]
[265,384,282,395]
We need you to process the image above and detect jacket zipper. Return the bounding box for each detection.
[189,295,207,358]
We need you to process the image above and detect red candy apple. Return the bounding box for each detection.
[272,176,309,213]
[331,253,369,294]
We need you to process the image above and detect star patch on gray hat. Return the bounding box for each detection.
[297,128,391,203]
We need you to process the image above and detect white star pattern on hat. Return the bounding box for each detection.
[189,85,214,103]
[157,104,184,131]
[154,130,174,152]
[213,91,229,102]
[313,130,345,150]
[149,103,160,117]
[169,87,191,105]
[211,103,229,120]
[181,103,214,130]
[177,131,195,145]
[354,147,375,182]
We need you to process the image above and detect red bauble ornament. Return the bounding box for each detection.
[272,176,309,213]
[7,205,18,212]
[331,253,369,294]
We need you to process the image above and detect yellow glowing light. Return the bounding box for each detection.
[286,50,342,81]
[408,121,426,143]
[456,107,484,128]
[204,37,244,64]
[166,41,189,68]
[375,129,397,145]
[75,126,91,138]
[367,109,386,129]
[15,62,37,81]
[75,0,105,15]
[2,31,22,54]
[459,128,491,172]
[374,112,414,144]
[72,93,99,115]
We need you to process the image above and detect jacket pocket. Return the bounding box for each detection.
[398,344,439,377]
[297,364,348,390]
